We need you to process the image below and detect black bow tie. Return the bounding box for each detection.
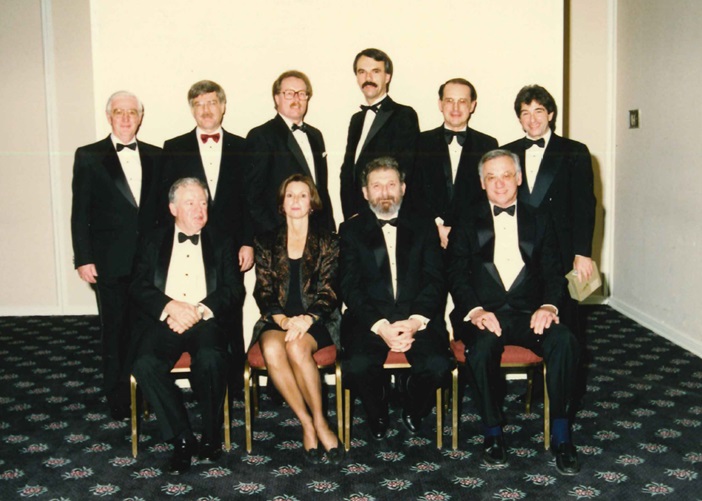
[493,205,516,217]
[291,123,308,133]
[116,142,136,152]
[524,137,545,149]
[444,130,467,146]
[178,232,200,245]
[378,217,398,227]
[360,103,380,113]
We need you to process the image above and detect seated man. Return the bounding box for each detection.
[340,156,451,440]
[131,177,244,475]
[447,149,580,475]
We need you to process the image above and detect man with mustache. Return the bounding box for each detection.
[246,70,335,235]
[340,157,451,440]
[339,48,420,220]
[160,80,253,394]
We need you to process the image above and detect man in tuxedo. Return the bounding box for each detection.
[340,157,451,440]
[131,178,244,475]
[339,48,420,220]
[246,70,335,234]
[161,80,253,388]
[447,149,580,475]
[501,85,596,331]
[71,90,161,420]
[411,78,498,249]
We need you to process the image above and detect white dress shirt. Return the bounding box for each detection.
[355,94,387,162]
[525,128,551,193]
[280,114,316,182]
[196,127,223,200]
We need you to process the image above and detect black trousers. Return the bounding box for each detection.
[456,310,579,429]
[344,325,452,420]
[94,275,133,407]
[132,320,228,443]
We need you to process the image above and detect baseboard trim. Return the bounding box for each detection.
[0,306,97,317]
[608,297,702,358]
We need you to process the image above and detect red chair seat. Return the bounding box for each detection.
[384,350,409,365]
[173,352,191,370]
[450,340,543,365]
[247,343,337,368]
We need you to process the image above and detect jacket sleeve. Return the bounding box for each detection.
[70,147,94,268]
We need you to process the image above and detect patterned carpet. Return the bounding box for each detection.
[0,306,701,500]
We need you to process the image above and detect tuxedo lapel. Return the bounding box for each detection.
[137,141,154,207]
[154,227,174,291]
[361,98,395,155]
[528,134,562,206]
[364,214,393,300]
[307,129,325,183]
[395,218,413,301]
[184,130,210,200]
[475,203,503,288]
[201,229,217,295]
[286,134,312,178]
[102,142,137,208]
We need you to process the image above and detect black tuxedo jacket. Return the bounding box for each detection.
[501,133,595,271]
[161,128,252,248]
[339,97,419,220]
[129,226,245,336]
[71,135,161,278]
[447,200,565,325]
[339,207,446,336]
[410,125,498,226]
[245,114,335,234]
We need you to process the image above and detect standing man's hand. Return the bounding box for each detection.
[239,245,254,272]
[573,255,594,283]
[437,224,452,249]
[77,264,98,284]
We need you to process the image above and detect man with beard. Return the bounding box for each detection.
[339,48,419,220]
[339,156,451,440]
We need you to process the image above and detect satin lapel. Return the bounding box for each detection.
[103,144,137,207]
[365,216,393,299]
[528,135,561,207]
[307,129,325,182]
[476,204,503,287]
[395,218,413,301]
[514,145,533,205]
[185,131,211,203]
[509,203,535,291]
[137,142,153,206]
[437,131,454,200]
[362,106,393,153]
[286,134,313,178]
[201,229,217,296]
[155,227,175,292]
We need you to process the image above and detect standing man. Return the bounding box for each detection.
[411,78,498,248]
[131,178,244,474]
[161,80,253,386]
[340,157,451,440]
[448,150,580,475]
[339,48,419,220]
[501,85,596,331]
[246,70,335,234]
[71,91,161,420]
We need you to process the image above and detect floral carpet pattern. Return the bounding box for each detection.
[0,306,701,500]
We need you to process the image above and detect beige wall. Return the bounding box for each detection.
[0,0,564,331]
[608,0,702,356]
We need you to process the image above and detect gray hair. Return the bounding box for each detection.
[362,156,405,187]
[478,149,522,181]
[168,177,209,203]
[105,90,144,115]
[188,80,226,107]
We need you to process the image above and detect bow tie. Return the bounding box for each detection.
[377,217,398,227]
[360,103,380,113]
[116,142,136,152]
[178,232,200,245]
[524,137,545,149]
[493,205,516,217]
[201,133,220,144]
[444,130,467,146]
[291,123,308,133]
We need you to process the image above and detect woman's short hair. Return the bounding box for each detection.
[277,174,323,214]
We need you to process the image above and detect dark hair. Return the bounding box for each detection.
[353,48,393,91]
[272,70,313,103]
[362,156,404,187]
[477,149,522,181]
[277,174,323,214]
[168,177,209,203]
[514,84,557,132]
[188,80,226,107]
[438,78,477,101]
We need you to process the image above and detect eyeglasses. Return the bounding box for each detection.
[484,172,518,183]
[111,108,140,118]
[279,90,309,101]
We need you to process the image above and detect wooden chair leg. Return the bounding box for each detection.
[451,367,459,450]
[223,387,231,451]
[344,388,351,451]
[525,367,534,414]
[543,363,550,450]
[335,362,344,443]
[435,387,442,449]
[244,362,253,453]
[130,375,138,458]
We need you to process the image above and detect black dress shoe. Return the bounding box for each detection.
[109,404,130,421]
[197,442,222,464]
[552,442,580,475]
[368,416,388,441]
[401,408,422,434]
[482,435,507,466]
[169,436,197,475]
[302,447,321,465]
